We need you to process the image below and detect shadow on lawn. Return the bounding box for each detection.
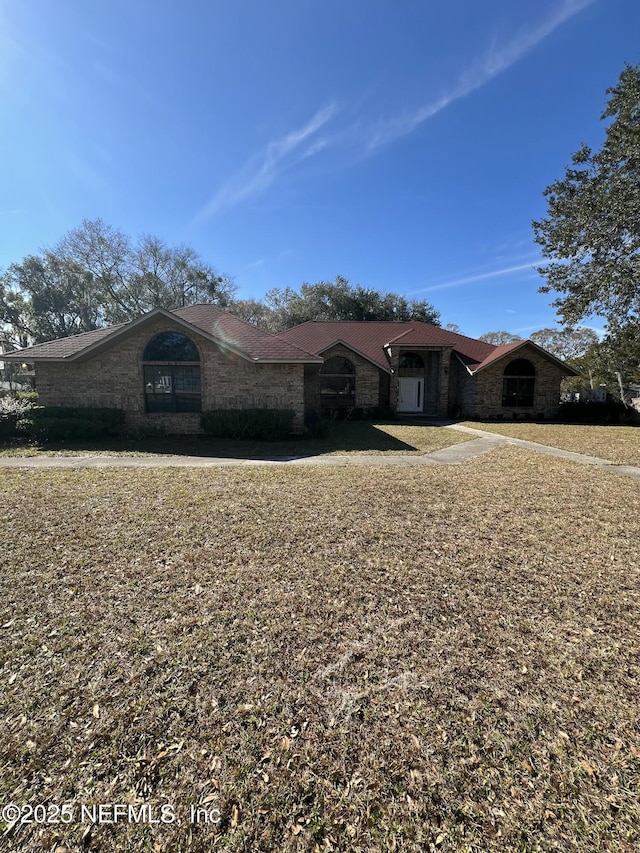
[2,420,431,460]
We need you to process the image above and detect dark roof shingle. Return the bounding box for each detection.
[5,306,321,363]
[172,305,319,362]
[2,324,129,360]
[277,321,497,371]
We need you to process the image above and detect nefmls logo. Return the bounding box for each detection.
[80,803,177,824]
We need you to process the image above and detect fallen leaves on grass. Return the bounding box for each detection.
[1,447,639,852]
[462,421,640,467]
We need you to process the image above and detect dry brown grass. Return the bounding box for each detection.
[1,448,639,852]
[461,421,640,467]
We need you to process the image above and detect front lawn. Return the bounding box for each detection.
[0,421,471,459]
[461,421,640,467]
[1,447,639,852]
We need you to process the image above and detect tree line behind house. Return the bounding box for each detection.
[1,64,639,400]
[0,219,440,349]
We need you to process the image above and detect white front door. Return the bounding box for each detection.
[398,378,424,413]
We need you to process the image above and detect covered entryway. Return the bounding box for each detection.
[398,377,424,413]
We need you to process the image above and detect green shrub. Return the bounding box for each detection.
[558,400,636,425]
[201,409,295,440]
[26,407,125,441]
[0,413,19,438]
[15,390,39,403]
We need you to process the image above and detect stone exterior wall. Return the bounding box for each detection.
[457,345,567,419]
[34,317,306,433]
[305,344,385,415]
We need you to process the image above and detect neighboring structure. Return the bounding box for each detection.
[624,383,640,414]
[278,321,578,420]
[0,335,31,392]
[3,306,578,431]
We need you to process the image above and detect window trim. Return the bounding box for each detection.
[319,356,356,408]
[502,358,536,408]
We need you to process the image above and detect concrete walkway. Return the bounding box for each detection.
[444,423,640,478]
[1,424,639,478]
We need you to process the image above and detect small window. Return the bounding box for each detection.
[143,332,201,413]
[399,352,424,369]
[502,359,535,407]
[319,356,355,407]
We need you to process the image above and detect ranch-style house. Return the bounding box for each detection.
[4,304,578,432]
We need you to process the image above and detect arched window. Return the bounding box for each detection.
[143,331,200,361]
[399,352,424,370]
[319,356,355,406]
[143,332,201,413]
[502,358,535,407]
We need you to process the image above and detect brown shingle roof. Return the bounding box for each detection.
[2,324,130,360]
[5,306,321,364]
[277,321,497,371]
[172,305,319,362]
[468,339,579,375]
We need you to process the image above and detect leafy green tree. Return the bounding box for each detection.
[245,276,440,332]
[0,219,235,344]
[0,254,99,344]
[533,64,640,333]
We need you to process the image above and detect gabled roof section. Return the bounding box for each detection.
[278,320,580,376]
[468,339,580,375]
[4,305,322,364]
[315,338,394,373]
[383,324,496,363]
[277,320,497,370]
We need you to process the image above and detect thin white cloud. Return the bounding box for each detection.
[513,323,550,334]
[364,0,595,151]
[415,260,542,294]
[195,103,337,220]
[192,1,594,220]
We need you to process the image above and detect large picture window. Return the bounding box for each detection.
[143,332,201,413]
[319,356,355,407]
[502,358,535,407]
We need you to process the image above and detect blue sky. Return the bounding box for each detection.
[1,0,638,338]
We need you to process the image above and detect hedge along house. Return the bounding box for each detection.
[4,305,322,433]
[277,321,578,419]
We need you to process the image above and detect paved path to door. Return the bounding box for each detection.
[1,423,639,478]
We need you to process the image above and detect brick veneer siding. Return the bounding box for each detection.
[455,345,567,419]
[304,344,385,415]
[388,347,452,417]
[34,318,306,433]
